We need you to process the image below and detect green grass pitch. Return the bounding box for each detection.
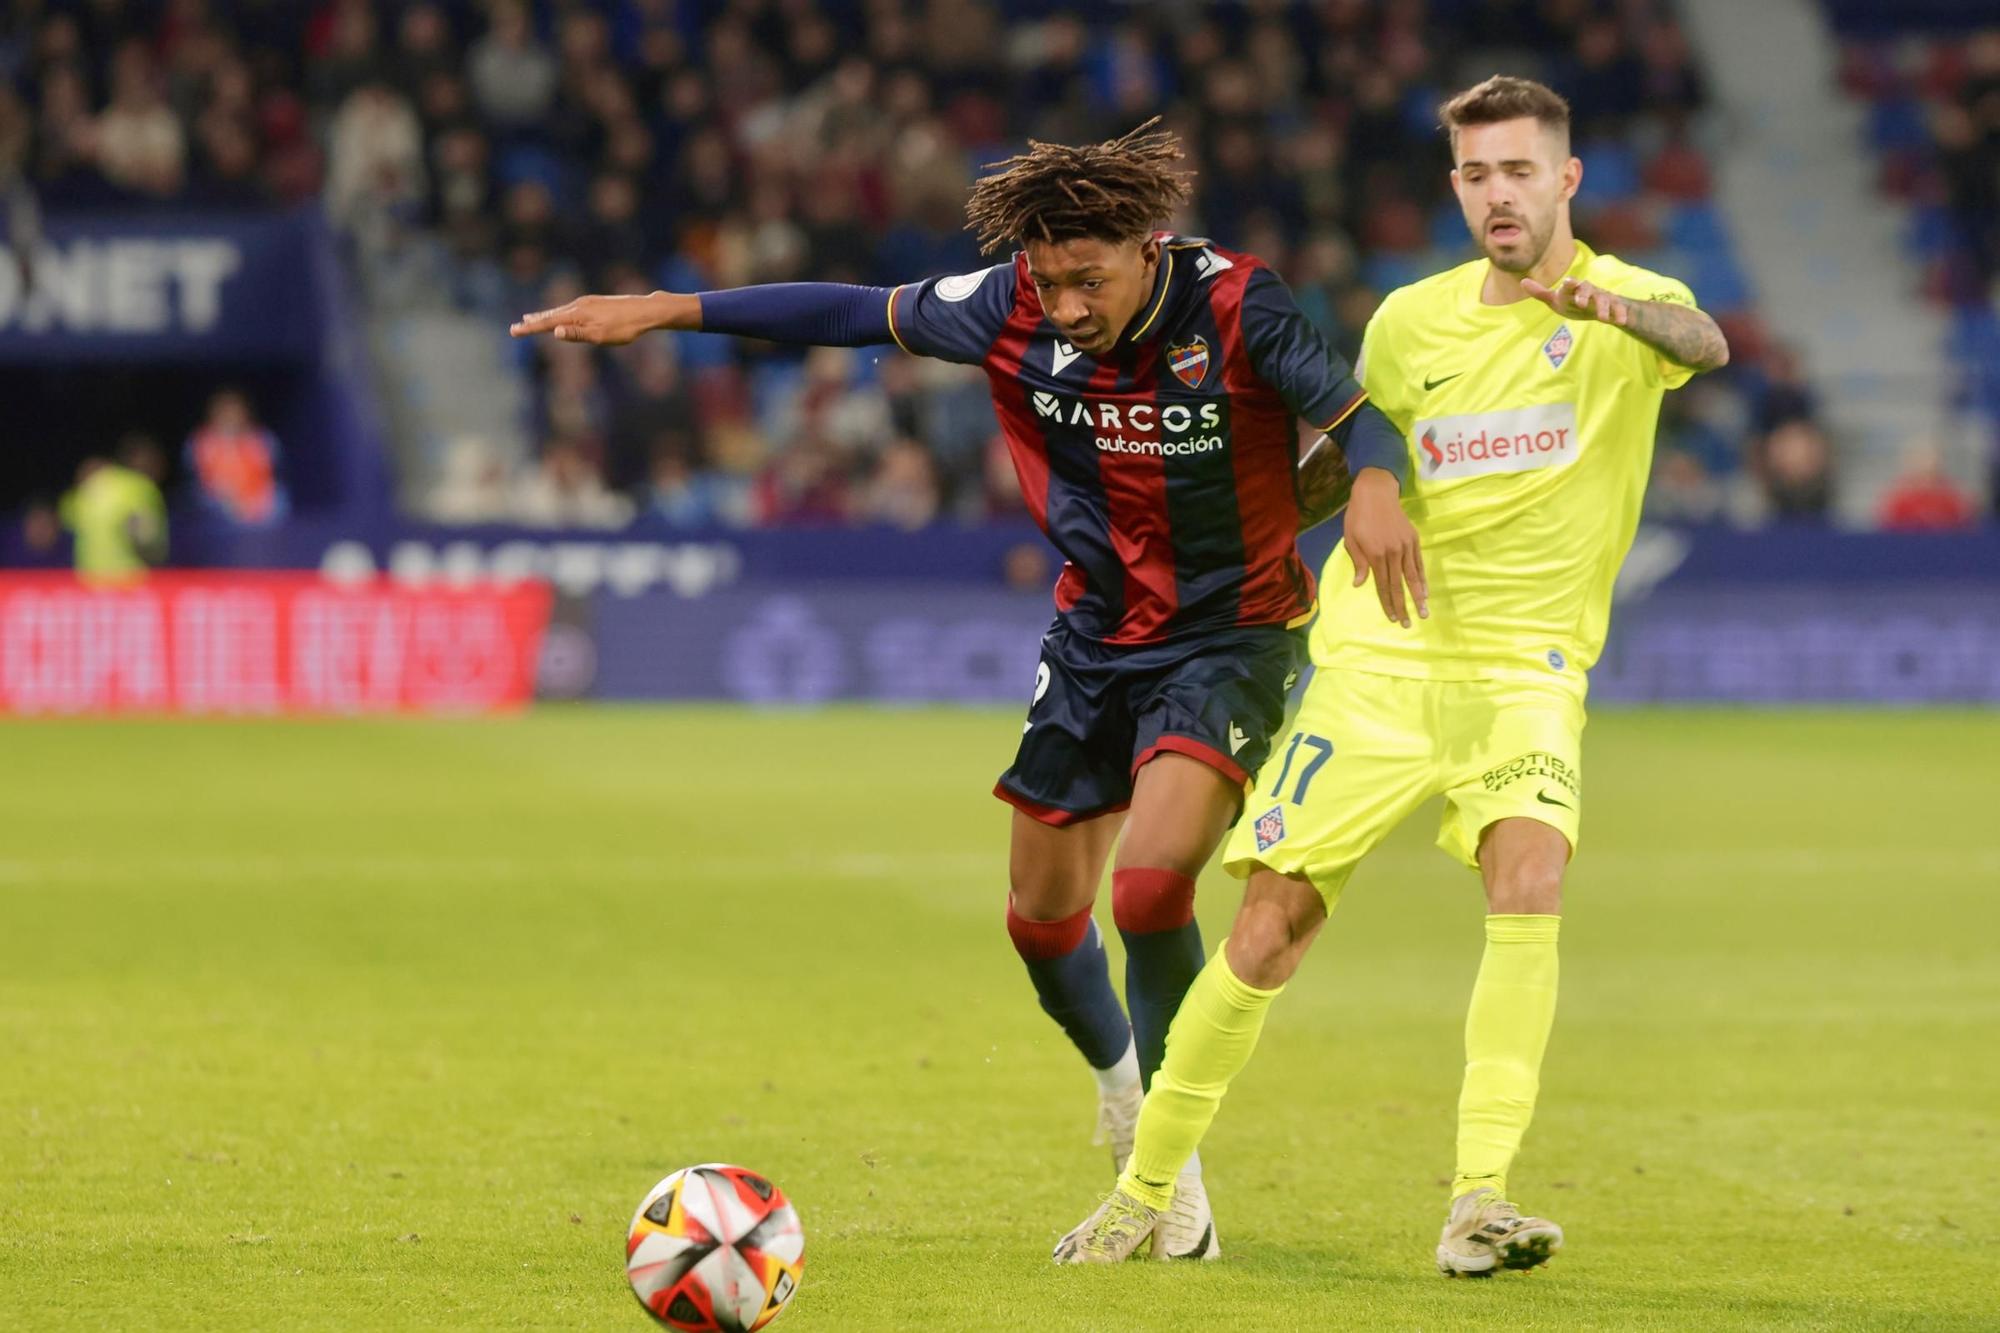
[3,708,1997,1330]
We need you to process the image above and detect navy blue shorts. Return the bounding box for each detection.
[995,619,1308,826]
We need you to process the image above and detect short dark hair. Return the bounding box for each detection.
[963,117,1194,255]
[1438,76,1572,153]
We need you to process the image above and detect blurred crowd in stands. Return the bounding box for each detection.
[0,0,1990,531]
[20,385,287,577]
[1837,20,2000,527]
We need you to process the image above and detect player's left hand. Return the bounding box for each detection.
[510,292,677,345]
[1344,469,1427,629]
[1520,276,1632,328]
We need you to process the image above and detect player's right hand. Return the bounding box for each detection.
[509,293,673,345]
[1344,468,1427,628]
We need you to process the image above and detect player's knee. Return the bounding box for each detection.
[1225,874,1325,987]
[1007,872,1092,922]
[1004,897,1093,960]
[1007,838,1100,921]
[1484,862,1564,915]
[1223,906,1304,988]
[1113,813,1214,883]
[1111,867,1196,936]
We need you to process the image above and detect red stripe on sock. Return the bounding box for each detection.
[1111,867,1197,934]
[1006,899,1094,960]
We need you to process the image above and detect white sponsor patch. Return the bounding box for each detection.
[1413,402,1579,481]
[933,265,999,302]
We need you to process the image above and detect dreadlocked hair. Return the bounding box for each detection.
[963,117,1194,255]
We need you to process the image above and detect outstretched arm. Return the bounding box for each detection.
[510,283,898,348]
[1520,276,1729,372]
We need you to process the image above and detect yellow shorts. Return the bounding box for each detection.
[1221,666,1586,905]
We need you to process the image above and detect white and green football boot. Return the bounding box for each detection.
[1053,1189,1160,1265]
[1436,1187,1563,1276]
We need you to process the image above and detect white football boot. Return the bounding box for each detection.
[1435,1187,1563,1276]
[1151,1158,1221,1261]
[1053,1188,1160,1264]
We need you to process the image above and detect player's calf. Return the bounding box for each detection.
[1111,866,1204,1082]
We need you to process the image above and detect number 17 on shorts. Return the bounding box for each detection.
[1250,731,1332,851]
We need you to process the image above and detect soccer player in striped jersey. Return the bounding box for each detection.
[511,122,1424,1261]
[1055,77,1730,1273]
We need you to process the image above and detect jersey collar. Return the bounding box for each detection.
[1121,248,1177,346]
[1489,239,1596,325]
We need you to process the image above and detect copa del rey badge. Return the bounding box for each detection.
[1167,336,1210,388]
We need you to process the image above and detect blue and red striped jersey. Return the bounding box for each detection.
[889,235,1370,645]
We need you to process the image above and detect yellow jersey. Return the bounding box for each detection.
[1317,241,1699,681]
[60,463,166,582]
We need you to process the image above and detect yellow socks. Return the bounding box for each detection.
[1118,943,1282,1210]
[1453,913,1561,1200]
[1112,914,1558,1210]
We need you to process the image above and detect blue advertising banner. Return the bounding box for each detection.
[0,211,326,363]
[1591,586,2000,703]
[575,584,1052,705]
[25,512,1993,705]
[153,514,2000,598]
[551,576,2000,707]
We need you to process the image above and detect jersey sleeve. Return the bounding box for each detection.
[1239,267,1404,479]
[1355,293,1414,433]
[1240,267,1367,430]
[697,283,897,345]
[886,261,1019,366]
[1598,264,1703,391]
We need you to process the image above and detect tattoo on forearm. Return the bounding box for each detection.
[1620,299,1729,371]
[1296,436,1354,532]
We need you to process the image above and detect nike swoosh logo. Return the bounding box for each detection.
[1052,341,1081,375]
[1424,372,1463,391]
[1228,724,1249,754]
[1536,790,1573,810]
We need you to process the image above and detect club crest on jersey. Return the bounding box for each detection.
[1543,323,1573,370]
[1253,805,1287,852]
[1167,337,1210,389]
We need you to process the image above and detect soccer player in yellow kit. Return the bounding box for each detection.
[1056,75,1729,1272]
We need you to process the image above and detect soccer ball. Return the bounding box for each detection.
[625,1164,805,1331]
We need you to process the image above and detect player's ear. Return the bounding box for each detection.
[1138,235,1162,271]
[1559,155,1582,204]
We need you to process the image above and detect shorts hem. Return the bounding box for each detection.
[1220,848,1354,903]
[993,782,1129,828]
[1132,734,1250,787]
[1444,808,1579,870]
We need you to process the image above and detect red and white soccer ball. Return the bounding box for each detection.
[626,1164,805,1332]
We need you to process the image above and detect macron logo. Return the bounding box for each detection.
[1051,341,1082,375]
[1414,402,1580,482]
[1193,249,1234,280]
